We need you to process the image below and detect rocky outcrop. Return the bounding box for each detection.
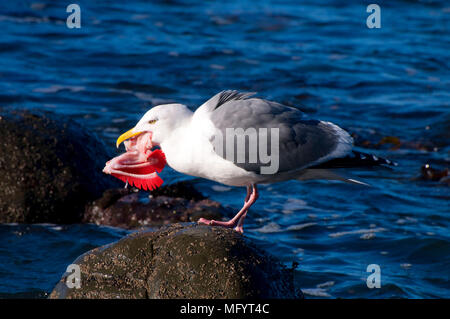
[0,109,229,226]
[50,223,302,299]
[83,185,227,229]
[0,110,118,223]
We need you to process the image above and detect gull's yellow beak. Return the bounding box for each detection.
[116,128,142,148]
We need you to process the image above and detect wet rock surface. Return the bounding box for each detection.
[83,182,228,229]
[0,110,118,223]
[50,223,301,299]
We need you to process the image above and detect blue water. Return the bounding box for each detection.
[0,0,449,298]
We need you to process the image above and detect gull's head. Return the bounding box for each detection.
[103,103,191,191]
[116,103,191,148]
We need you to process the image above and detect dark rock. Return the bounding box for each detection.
[0,110,118,223]
[83,182,228,229]
[150,180,206,201]
[50,223,301,299]
[420,164,449,183]
[351,131,438,152]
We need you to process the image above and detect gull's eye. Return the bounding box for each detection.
[148,119,157,124]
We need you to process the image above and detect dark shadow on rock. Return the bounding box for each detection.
[50,223,302,299]
[0,110,119,223]
[83,182,229,229]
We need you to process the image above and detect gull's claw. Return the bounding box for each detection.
[198,217,214,226]
[196,184,258,234]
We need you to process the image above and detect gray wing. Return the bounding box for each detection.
[208,92,353,175]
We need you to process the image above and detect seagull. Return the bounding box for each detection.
[103,90,395,233]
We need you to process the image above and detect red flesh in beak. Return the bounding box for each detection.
[103,132,166,190]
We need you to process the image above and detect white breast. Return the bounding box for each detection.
[160,114,259,187]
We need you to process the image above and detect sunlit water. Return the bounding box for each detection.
[0,0,449,298]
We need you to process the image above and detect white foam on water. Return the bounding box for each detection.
[286,222,317,231]
[302,288,331,298]
[255,222,282,233]
[329,227,386,238]
[33,85,85,93]
[211,185,232,192]
[317,281,335,288]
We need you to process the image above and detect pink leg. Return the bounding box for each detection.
[234,185,252,233]
[198,184,258,233]
[244,185,252,203]
[234,211,247,233]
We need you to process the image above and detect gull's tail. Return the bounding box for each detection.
[296,168,370,186]
[309,150,398,169]
[297,150,397,186]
